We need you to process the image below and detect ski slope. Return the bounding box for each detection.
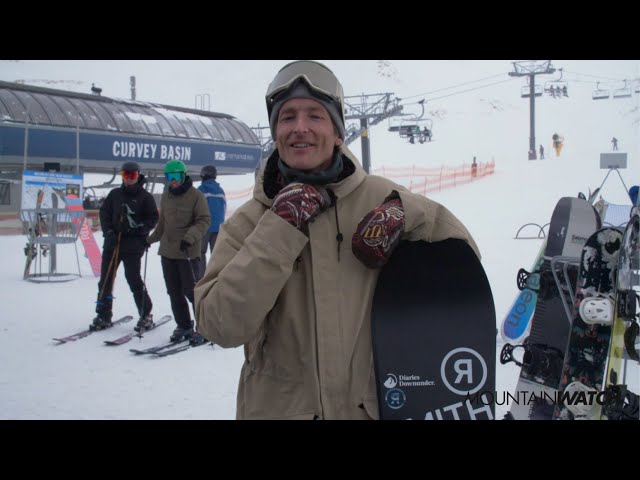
[0,59,638,419]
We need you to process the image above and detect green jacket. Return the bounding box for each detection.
[148,177,210,260]
[195,147,479,420]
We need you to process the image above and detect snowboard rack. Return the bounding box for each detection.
[550,256,580,324]
[602,384,639,421]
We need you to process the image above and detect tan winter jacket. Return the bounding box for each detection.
[147,180,210,260]
[195,147,479,420]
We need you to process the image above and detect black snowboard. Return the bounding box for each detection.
[372,239,496,420]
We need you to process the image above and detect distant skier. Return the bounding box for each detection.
[611,137,618,151]
[539,144,545,159]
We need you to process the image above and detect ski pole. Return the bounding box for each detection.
[139,246,149,318]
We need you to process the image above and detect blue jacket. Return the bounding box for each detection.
[198,179,226,233]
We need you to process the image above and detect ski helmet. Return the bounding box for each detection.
[265,60,345,141]
[121,161,140,172]
[201,165,217,180]
[163,160,187,174]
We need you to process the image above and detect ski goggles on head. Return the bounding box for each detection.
[165,171,184,182]
[121,170,139,181]
[265,61,345,121]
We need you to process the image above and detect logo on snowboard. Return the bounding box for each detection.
[385,388,406,409]
[440,347,488,395]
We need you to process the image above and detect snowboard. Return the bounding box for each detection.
[553,227,623,420]
[372,239,496,420]
[602,214,639,420]
[500,241,544,344]
[503,197,601,420]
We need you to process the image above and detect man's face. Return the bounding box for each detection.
[165,171,184,189]
[275,98,342,171]
[121,170,139,186]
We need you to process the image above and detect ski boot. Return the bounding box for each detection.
[579,295,614,326]
[90,313,113,331]
[134,314,154,333]
[170,321,195,343]
[189,331,208,347]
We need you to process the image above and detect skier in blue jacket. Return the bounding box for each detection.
[197,165,226,280]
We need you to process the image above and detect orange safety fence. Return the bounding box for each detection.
[0,160,495,235]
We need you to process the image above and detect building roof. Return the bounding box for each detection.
[0,80,258,146]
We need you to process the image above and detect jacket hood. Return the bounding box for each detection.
[253,145,367,207]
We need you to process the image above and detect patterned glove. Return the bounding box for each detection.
[270,183,332,231]
[352,191,405,269]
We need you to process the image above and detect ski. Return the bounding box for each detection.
[129,339,189,355]
[103,315,172,346]
[153,340,211,357]
[53,315,134,343]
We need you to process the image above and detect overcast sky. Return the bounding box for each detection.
[1,60,638,172]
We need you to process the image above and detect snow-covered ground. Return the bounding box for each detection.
[1,60,638,419]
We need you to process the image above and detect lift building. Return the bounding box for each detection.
[0,80,262,212]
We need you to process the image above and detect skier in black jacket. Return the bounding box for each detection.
[91,161,159,332]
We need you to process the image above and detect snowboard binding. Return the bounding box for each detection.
[619,290,639,362]
[516,268,555,300]
[579,294,614,326]
[501,339,563,384]
[601,384,640,421]
[562,381,598,419]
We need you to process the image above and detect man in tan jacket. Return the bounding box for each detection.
[148,160,210,345]
[195,60,479,419]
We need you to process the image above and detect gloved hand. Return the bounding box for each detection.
[180,240,191,252]
[103,229,117,249]
[352,191,405,269]
[270,183,332,232]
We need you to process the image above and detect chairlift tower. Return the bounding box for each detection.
[509,61,556,160]
[344,93,403,173]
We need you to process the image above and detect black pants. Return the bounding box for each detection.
[96,247,151,318]
[161,256,200,329]
[197,232,218,282]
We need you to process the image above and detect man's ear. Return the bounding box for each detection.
[335,137,343,147]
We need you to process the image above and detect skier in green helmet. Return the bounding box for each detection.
[147,160,210,345]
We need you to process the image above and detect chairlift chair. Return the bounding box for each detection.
[612,80,632,99]
[544,80,568,97]
[592,82,610,100]
[521,85,543,98]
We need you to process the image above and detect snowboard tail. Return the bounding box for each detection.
[372,239,496,420]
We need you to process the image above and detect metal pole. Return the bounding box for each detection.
[360,118,371,174]
[529,73,537,160]
[23,111,29,171]
[76,121,80,174]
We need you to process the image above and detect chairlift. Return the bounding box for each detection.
[388,118,433,144]
[612,80,632,99]
[521,85,542,98]
[544,81,568,98]
[543,68,568,98]
[592,82,610,100]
